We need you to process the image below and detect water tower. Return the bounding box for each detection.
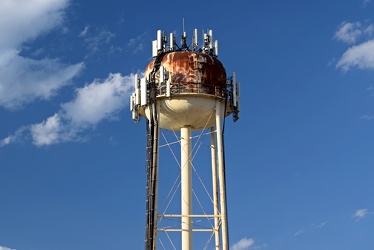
[130,27,240,250]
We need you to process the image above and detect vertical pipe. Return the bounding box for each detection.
[216,101,229,250]
[210,127,220,250]
[152,102,160,250]
[181,126,192,250]
[145,120,152,250]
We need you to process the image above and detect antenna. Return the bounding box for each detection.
[157,30,162,53]
[182,18,185,34]
[208,30,213,49]
[214,40,218,57]
[181,20,188,50]
[170,32,175,51]
[193,28,198,50]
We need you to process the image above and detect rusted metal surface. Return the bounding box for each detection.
[145,51,227,97]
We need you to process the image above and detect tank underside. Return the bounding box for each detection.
[141,94,230,131]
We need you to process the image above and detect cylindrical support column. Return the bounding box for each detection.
[216,101,229,250]
[210,127,220,250]
[152,102,160,250]
[181,126,192,250]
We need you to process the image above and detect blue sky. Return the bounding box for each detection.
[1,0,374,249]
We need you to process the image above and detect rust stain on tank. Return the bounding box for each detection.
[165,52,226,87]
[145,51,227,97]
[146,52,226,86]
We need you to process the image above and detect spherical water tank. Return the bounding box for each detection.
[143,51,229,131]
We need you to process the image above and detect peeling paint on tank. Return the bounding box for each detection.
[145,51,226,96]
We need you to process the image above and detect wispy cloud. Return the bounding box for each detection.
[79,25,89,37]
[127,33,147,54]
[82,27,115,56]
[232,237,255,250]
[293,229,304,236]
[363,0,371,7]
[0,0,84,110]
[3,73,134,147]
[0,126,28,147]
[0,136,12,147]
[293,221,327,237]
[360,114,374,120]
[316,221,327,228]
[352,208,371,221]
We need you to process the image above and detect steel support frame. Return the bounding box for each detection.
[145,99,229,250]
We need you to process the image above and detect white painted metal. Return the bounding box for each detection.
[214,40,219,57]
[158,229,215,232]
[152,40,158,57]
[215,100,229,250]
[130,93,134,111]
[159,65,165,83]
[210,127,220,250]
[181,126,192,250]
[134,73,139,89]
[157,30,162,52]
[166,80,171,98]
[135,74,140,105]
[193,28,198,48]
[170,33,175,51]
[233,72,237,107]
[209,30,213,48]
[159,214,220,218]
[140,78,147,106]
[157,96,217,130]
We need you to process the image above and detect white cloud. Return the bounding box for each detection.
[336,39,374,71]
[79,25,89,37]
[30,113,62,146]
[292,221,327,238]
[316,221,327,228]
[334,22,363,44]
[294,229,304,236]
[0,126,29,147]
[352,208,369,220]
[0,137,12,146]
[0,0,84,109]
[83,28,115,56]
[61,73,133,127]
[360,114,374,120]
[334,21,374,44]
[363,0,371,7]
[0,245,16,250]
[0,135,16,147]
[0,0,68,50]
[0,54,84,109]
[232,237,255,250]
[128,36,145,53]
[27,73,134,146]
[365,24,374,36]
